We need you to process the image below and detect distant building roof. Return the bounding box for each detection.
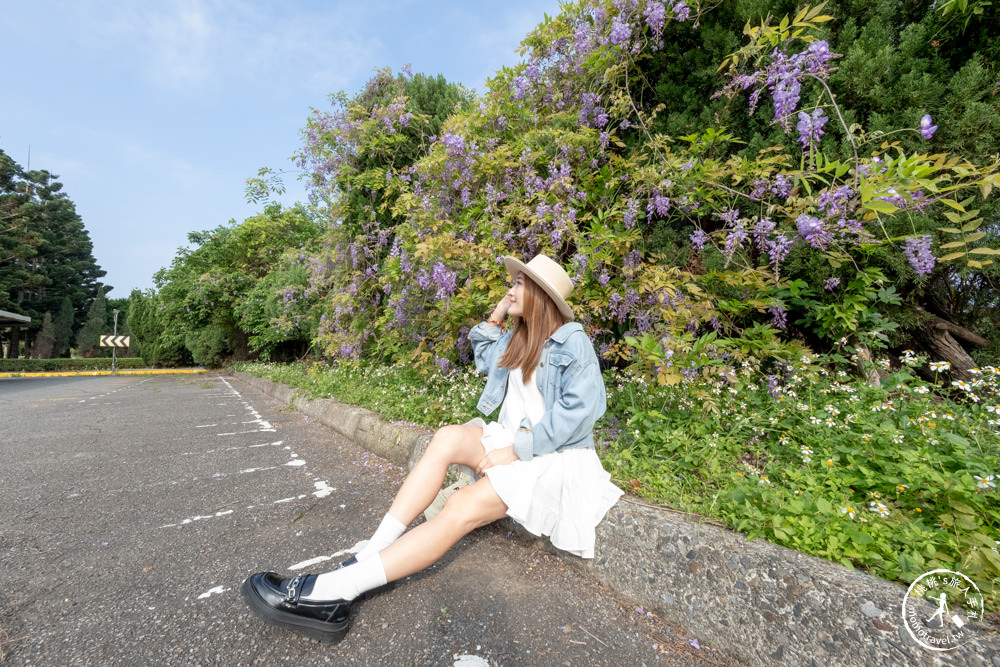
[0,310,31,325]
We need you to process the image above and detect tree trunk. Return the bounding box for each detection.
[231,329,250,361]
[854,344,883,387]
[916,324,980,383]
[10,325,20,358]
[929,315,988,348]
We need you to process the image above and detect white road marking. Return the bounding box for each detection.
[196,586,229,600]
[288,544,362,571]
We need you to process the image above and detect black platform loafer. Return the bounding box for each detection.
[240,572,351,644]
[339,555,395,600]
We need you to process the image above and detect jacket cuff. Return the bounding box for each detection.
[469,321,503,341]
[512,427,533,462]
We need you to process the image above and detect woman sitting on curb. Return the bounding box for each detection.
[241,253,623,643]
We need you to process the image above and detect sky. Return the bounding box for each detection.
[1,0,563,298]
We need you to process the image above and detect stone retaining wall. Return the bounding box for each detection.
[235,372,997,666]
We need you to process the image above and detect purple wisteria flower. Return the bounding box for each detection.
[766,236,792,272]
[796,214,824,241]
[435,356,452,375]
[690,228,709,251]
[772,174,793,199]
[752,218,776,251]
[644,1,667,40]
[766,374,782,399]
[647,192,671,219]
[718,40,837,131]
[440,132,466,156]
[823,277,840,291]
[771,75,802,129]
[769,304,788,329]
[623,198,640,228]
[818,186,854,217]
[722,222,747,261]
[919,114,937,139]
[796,108,828,148]
[512,76,530,101]
[903,236,935,276]
[609,17,632,47]
[716,207,740,225]
[608,292,626,322]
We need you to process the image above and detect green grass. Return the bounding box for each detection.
[234,355,1000,607]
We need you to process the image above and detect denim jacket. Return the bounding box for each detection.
[468,321,607,462]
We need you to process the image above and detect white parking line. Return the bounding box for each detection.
[288,543,365,571]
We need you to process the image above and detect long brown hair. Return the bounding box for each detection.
[499,275,568,383]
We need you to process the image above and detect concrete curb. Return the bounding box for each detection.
[0,368,209,378]
[235,371,997,666]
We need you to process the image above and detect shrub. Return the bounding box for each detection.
[185,326,231,368]
[0,358,146,373]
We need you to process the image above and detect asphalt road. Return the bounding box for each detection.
[0,374,738,666]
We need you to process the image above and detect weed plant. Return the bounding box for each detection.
[235,355,1000,605]
[236,360,484,428]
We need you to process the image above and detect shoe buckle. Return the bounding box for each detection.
[285,575,303,605]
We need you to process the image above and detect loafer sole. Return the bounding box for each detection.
[240,576,350,644]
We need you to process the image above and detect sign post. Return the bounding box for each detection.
[112,309,119,375]
[99,324,129,375]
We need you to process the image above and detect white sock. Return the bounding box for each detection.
[354,514,406,562]
[302,554,388,602]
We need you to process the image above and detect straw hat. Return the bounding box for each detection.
[503,254,575,321]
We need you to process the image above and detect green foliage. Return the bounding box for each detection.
[257,0,998,383]
[779,267,901,345]
[0,149,107,355]
[127,289,190,367]
[234,361,484,428]
[236,352,1000,604]
[146,204,323,365]
[0,357,146,372]
[290,68,474,361]
[737,1,1000,354]
[75,287,108,357]
[33,312,56,358]
[53,297,74,358]
[235,261,319,361]
[155,0,1000,599]
[185,325,230,368]
[602,354,1000,602]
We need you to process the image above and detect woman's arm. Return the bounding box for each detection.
[469,294,512,375]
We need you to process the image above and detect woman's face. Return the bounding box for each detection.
[507,273,526,317]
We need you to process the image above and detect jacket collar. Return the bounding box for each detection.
[549,321,583,344]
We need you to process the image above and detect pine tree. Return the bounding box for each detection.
[0,148,107,352]
[34,312,55,358]
[53,296,74,358]
[76,287,107,357]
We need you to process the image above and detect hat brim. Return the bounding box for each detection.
[504,256,575,321]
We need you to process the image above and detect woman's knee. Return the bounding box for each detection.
[424,424,481,465]
[439,481,506,529]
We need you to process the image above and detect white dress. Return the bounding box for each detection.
[468,368,623,559]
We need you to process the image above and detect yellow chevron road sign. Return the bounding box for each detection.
[100,335,130,348]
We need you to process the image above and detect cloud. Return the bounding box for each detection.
[44,0,381,95]
[144,0,215,88]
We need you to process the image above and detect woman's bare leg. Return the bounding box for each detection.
[380,476,509,581]
[385,423,486,526]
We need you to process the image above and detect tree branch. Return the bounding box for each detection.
[930,315,988,347]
